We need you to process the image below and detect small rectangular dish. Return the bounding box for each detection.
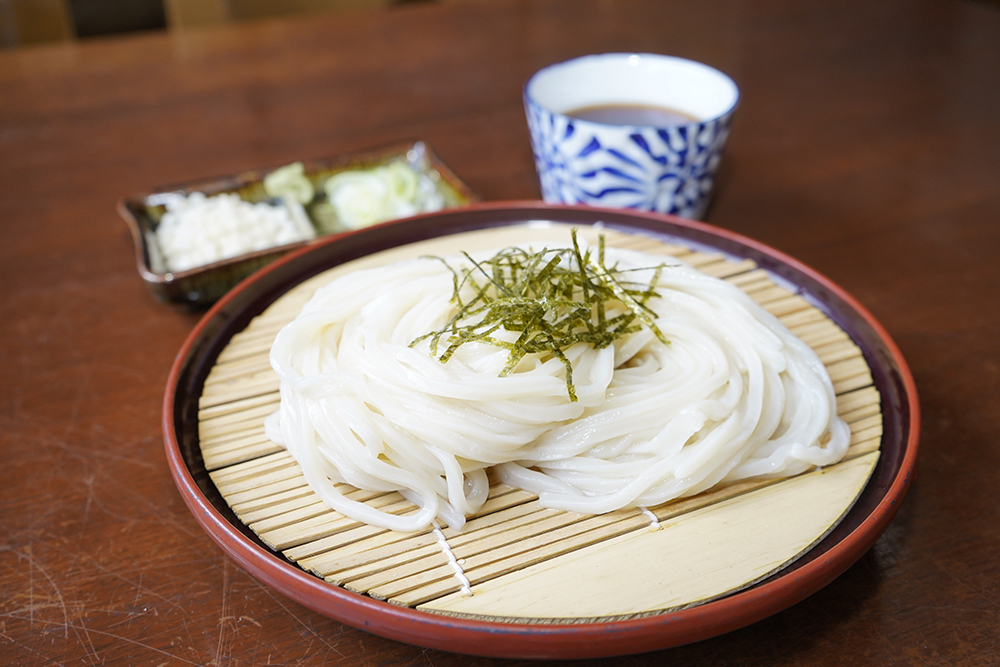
[119,141,478,305]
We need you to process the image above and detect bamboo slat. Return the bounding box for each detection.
[195,223,884,622]
[418,452,878,619]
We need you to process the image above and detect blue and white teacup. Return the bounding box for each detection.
[525,53,739,220]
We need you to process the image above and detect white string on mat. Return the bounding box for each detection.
[432,520,473,597]
[639,506,662,530]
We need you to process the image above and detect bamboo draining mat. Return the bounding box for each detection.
[198,224,882,622]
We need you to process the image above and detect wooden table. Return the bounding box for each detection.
[2,0,998,664]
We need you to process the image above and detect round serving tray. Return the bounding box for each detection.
[163,202,919,659]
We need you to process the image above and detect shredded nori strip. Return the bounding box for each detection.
[410,230,669,402]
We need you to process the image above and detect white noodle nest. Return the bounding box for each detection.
[265,243,850,532]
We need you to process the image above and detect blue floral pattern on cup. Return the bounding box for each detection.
[525,98,734,220]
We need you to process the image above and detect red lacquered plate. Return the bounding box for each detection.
[163,202,919,659]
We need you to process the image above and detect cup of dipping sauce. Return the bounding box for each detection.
[524,53,739,219]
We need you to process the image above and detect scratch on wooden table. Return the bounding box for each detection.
[27,444,201,539]
[87,422,160,471]
[133,573,144,609]
[3,543,70,635]
[74,609,101,667]
[215,557,232,667]
[402,647,437,667]
[258,582,345,658]
[934,558,1000,611]
[81,473,96,531]
[48,433,158,472]
[861,604,889,650]
[3,534,225,664]
[31,419,159,474]
[0,626,70,667]
[13,541,99,665]
[0,617,203,666]
[105,606,159,630]
[57,545,198,621]
[1,542,169,666]
[28,542,34,628]
[103,574,163,630]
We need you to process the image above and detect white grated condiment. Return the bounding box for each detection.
[155,192,316,272]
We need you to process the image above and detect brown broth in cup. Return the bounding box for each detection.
[566,104,699,126]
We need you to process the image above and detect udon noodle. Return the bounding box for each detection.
[264,238,850,532]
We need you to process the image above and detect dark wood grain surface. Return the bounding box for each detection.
[2,0,998,664]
